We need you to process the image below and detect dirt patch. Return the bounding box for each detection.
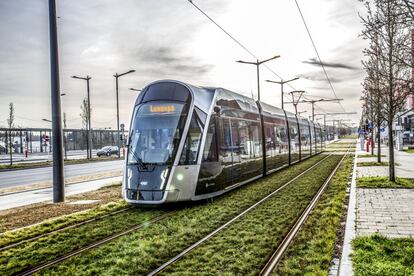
[0,170,122,195]
[0,157,119,172]
[0,184,122,232]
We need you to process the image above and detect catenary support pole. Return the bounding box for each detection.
[48,0,65,203]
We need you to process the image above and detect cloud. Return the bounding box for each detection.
[302,58,358,70]
[299,72,343,83]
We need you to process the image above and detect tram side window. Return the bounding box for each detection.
[249,122,262,157]
[202,116,218,162]
[238,120,250,159]
[220,118,232,161]
[179,110,204,165]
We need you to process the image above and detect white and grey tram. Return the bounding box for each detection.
[123,80,327,205]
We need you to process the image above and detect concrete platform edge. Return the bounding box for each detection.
[338,147,357,276]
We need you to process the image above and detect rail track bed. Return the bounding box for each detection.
[0,151,355,275]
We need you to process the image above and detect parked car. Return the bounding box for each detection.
[97,146,118,157]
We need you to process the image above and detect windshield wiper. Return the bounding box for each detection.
[129,149,149,171]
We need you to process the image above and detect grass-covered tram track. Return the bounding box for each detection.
[274,154,354,275]
[156,155,343,275]
[0,155,327,275]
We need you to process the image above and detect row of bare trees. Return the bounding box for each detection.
[360,0,413,181]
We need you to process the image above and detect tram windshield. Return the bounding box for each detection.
[128,101,188,165]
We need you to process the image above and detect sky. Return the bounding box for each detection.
[0,0,368,129]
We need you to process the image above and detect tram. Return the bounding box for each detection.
[123,80,328,205]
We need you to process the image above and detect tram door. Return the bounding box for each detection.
[220,119,233,188]
[230,120,241,184]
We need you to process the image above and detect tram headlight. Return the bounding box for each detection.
[176,173,184,181]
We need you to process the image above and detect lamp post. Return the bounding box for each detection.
[60,93,67,160]
[236,55,280,102]
[71,75,92,159]
[266,77,299,109]
[114,70,135,158]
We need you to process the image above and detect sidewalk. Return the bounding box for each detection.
[356,146,414,178]
[339,145,414,275]
[0,176,122,211]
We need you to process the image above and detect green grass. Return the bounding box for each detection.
[357,177,414,189]
[358,161,397,167]
[0,155,327,275]
[403,149,414,154]
[35,156,332,275]
[327,144,356,148]
[275,155,354,275]
[159,156,343,275]
[358,154,386,158]
[340,135,358,139]
[0,199,128,248]
[352,235,414,276]
[0,157,118,171]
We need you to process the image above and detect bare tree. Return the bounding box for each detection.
[80,98,91,156]
[360,0,413,181]
[7,103,15,165]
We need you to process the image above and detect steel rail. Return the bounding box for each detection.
[0,206,133,252]
[147,153,334,276]
[15,211,176,276]
[260,146,352,275]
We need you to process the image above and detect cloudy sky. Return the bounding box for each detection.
[0,0,367,129]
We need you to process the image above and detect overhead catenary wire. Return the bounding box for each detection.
[187,0,298,98]
[293,0,346,112]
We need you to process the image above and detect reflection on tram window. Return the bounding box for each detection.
[179,109,205,165]
[128,102,187,165]
[202,116,218,162]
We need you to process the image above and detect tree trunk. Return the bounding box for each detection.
[9,130,13,166]
[377,122,381,163]
[371,129,375,155]
[388,121,395,182]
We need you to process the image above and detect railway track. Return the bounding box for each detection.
[0,206,133,252]
[15,210,176,276]
[5,151,349,275]
[260,147,352,275]
[147,153,335,276]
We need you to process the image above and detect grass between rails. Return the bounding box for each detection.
[37,155,328,275]
[352,235,414,275]
[357,177,414,189]
[0,157,118,171]
[160,155,343,275]
[0,207,166,275]
[327,144,356,149]
[0,199,128,248]
[274,155,354,275]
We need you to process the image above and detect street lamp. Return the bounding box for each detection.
[71,75,92,159]
[266,77,299,109]
[60,93,67,160]
[114,69,135,158]
[129,88,142,92]
[236,55,280,102]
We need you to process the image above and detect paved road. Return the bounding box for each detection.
[0,176,122,211]
[0,160,124,189]
[0,150,100,164]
